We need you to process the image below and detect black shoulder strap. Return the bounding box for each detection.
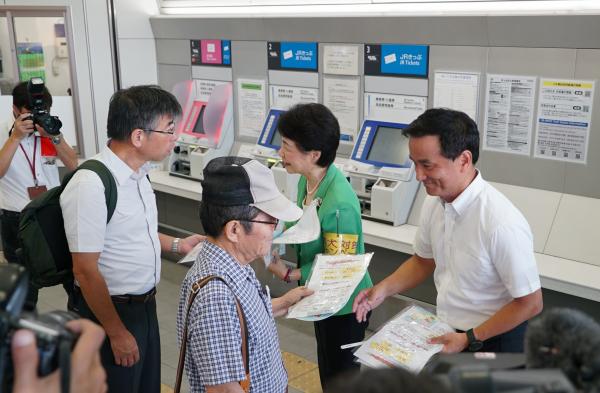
[61,159,118,223]
[174,275,250,393]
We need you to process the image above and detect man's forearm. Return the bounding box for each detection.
[380,255,435,297]
[158,233,175,253]
[0,134,21,178]
[473,289,543,341]
[54,137,78,171]
[76,269,127,337]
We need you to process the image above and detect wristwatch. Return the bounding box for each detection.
[466,328,484,352]
[171,237,180,253]
[51,134,62,145]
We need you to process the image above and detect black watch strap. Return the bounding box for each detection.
[466,328,483,352]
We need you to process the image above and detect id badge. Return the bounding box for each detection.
[27,185,48,200]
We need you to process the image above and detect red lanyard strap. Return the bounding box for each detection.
[19,136,38,186]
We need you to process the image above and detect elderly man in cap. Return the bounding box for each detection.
[177,156,313,393]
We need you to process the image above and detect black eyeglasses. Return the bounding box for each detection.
[238,218,279,227]
[143,128,176,135]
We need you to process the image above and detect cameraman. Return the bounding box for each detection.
[11,319,107,393]
[0,81,77,309]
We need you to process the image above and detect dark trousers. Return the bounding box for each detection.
[461,321,528,353]
[1,209,73,311]
[314,312,370,389]
[70,289,161,393]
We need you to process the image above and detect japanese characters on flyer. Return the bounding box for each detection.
[483,74,537,156]
[534,79,595,164]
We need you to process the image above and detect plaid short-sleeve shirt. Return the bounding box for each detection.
[177,241,287,392]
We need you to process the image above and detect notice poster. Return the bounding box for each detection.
[323,77,360,141]
[323,45,360,75]
[269,85,319,110]
[483,74,537,155]
[364,92,427,124]
[534,79,595,164]
[434,71,480,121]
[236,79,266,139]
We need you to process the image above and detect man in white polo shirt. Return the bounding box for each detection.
[60,85,203,393]
[354,108,543,353]
[0,80,78,309]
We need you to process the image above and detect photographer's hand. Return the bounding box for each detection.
[11,319,107,393]
[11,113,35,141]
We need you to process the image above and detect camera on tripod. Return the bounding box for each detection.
[26,77,62,136]
[0,264,79,391]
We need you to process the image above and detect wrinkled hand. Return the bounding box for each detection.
[352,285,387,323]
[428,332,469,354]
[178,234,205,254]
[279,287,314,313]
[12,319,107,393]
[12,113,35,140]
[267,251,288,280]
[108,329,139,367]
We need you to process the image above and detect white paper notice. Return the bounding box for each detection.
[269,85,319,111]
[323,45,360,75]
[433,71,480,121]
[534,79,595,164]
[177,241,206,266]
[236,79,266,139]
[483,74,537,156]
[364,92,427,124]
[195,79,229,102]
[354,305,454,373]
[323,77,360,141]
[287,253,373,321]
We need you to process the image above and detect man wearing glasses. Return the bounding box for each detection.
[60,85,204,393]
[177,156,313,393]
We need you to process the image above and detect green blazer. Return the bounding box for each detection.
[291,164,373,316]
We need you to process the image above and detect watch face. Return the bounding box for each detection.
[469,340,484,352]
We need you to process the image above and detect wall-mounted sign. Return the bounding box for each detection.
[267,41,318,72]
[364,44,429,78]
[190,39,231,67]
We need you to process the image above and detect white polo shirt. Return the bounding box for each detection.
[0,124,60,212]
[60,146,161,295]
[414,171,541,331]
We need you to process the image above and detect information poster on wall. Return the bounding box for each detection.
[483,74,537,156]
[267,41,318,72]
[364,92,427,124]
[534,79,595,163]
[236,79,266,139]
[323,77,360,141]
[269,84,319,110]
[364,44,429,78]
[434,71,480,121]
[323,45,360,76]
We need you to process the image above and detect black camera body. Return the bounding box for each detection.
[26,77,62,136]
[0,264,78,391]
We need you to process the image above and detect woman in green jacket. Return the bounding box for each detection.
[268,103,372,389]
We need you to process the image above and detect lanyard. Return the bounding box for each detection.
[19,136,39,186]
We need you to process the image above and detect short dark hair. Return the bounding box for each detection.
[106,85,181,141]
[199,203,260,238]
[12,81,52,111]
[278,103,340,167]
[402,108,480,164]
[327,367,449,393]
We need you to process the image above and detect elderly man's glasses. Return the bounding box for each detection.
[239,218,279,227]
[143,128,176,135]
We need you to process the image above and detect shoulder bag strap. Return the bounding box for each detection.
[174,275,250,393]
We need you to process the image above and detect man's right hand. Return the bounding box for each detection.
[108,329,140,367]
[12,113,35,140]
[353,284,388,323]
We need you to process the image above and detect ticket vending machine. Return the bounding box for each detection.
[345,120,419,226]
[169,82,234,181]
[250,108,300,202]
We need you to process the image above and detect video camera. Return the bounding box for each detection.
[0,264,79,392]
[26,77,62,136]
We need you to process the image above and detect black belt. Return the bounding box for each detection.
[1,209,20,218]
[74,286,156,304]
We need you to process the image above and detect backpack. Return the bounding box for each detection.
[17,159,117,289]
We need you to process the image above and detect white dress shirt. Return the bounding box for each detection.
[60,146,161,295]
[414,171,541,331]
[0,124,60,212]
